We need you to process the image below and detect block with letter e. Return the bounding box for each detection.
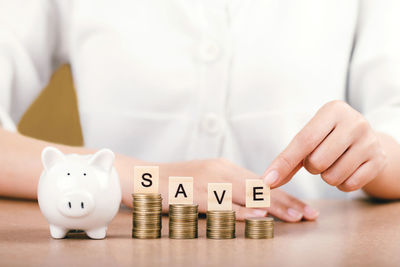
[133,166,159,193]
[207,183,232,211]
[246,179,270,208]
[169,176,193,204]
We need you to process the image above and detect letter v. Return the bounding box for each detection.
[213,190,226,204]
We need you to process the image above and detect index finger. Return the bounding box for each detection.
[262,107,336,188]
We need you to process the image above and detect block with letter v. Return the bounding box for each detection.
[207,183,232,211]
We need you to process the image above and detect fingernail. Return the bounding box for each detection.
[287,208,302,219]
[264,170,279,186]
[252,209,267,217]
[304,205,319,218]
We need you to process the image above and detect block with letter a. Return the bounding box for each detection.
[168,176,193,204]
[133,166,159,193]
[207,183,232,211]
[245,179,270,208]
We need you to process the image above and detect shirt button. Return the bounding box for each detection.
[197,40,220,62]
[201,113,221,135]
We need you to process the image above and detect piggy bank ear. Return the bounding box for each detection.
[89,149,115,173]
[42,147,65,170]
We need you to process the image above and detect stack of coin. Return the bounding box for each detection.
[169,204,198,239]
[132,193,162,239]
[206,210,236,239]
[245,217,274,239]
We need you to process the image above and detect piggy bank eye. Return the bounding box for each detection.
[67,173,70,176]
[83,173,87,176]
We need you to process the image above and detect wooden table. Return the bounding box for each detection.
[1,198,400,267]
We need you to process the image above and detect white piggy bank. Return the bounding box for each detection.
[38,147,121,239]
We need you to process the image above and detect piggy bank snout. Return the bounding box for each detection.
[57,191,95,218]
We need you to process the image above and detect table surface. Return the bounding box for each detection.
[1,198,400,267]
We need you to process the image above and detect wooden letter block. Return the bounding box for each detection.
[133,166,159,194]
[245,179,270,208]
[207,183,232,211]
[168,176,193,204]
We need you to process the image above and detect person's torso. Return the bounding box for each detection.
[68,0,359,198]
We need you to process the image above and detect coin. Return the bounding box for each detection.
[169,204,198,239]
[245,217,274,239]
[132,193,162,239]
[206,210,236,239]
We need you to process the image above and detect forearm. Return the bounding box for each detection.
[362,132,400,199]
[0,128,91,199]
[0,128,144,202]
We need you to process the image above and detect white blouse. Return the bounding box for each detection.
[1,0,400,199]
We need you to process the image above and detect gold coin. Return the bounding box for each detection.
[168,204,198,239]
[245,216,274,239]
[132,194,162,239]
[206,210,236,239]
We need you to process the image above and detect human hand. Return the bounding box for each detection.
[155,158,318,222]
[263,100,387,192]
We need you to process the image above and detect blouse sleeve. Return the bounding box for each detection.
[0,0,69,131]
[348,0,400,143]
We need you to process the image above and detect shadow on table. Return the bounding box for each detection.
[0,228,127,244]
